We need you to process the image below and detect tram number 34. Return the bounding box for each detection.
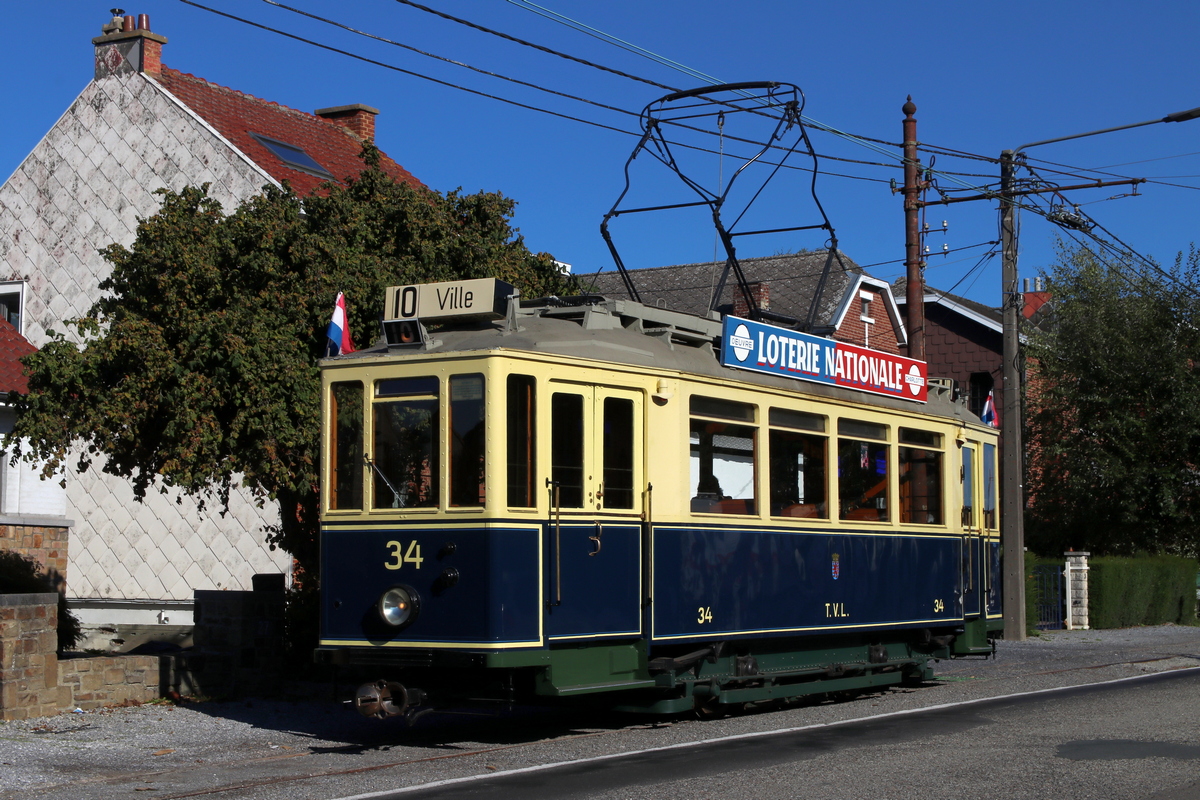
[384,540,424,570]
[697,606,713,624]
[933,598,945,613]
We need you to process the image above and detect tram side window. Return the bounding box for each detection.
[768,408,827,518]
[507,375,536,507]
[373,377,439,509]
[329,381,364,510]
[449,375,485,507]
[983,443,997,529]
[689,396,756,515]
[898,427,943,524]
[551,393,585,508]
[602,397,635,509]
[837,419,889,522]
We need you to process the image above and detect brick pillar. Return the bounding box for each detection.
[0,593,60,720]
[1064,551,1090,630]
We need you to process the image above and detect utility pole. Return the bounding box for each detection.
[998,150,1025,641]
[903,104,1200,641]
[902,97,926,361]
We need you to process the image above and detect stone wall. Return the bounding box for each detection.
[57,654,160,711]
[1,592,169,719]
[0,525,70,587]
[0,593,59,720]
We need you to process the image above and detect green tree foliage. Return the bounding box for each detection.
[1026,241,1200,557]
[6,152,570,577]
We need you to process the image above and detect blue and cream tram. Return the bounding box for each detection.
[315,279,1002,720]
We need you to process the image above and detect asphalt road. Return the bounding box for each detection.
[2,625,1198,800]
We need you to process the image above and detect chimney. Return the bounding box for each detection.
[314,104,380,142]
[733,282,770,318]
[93,11,167,79]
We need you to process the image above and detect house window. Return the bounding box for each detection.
[250,133,335,180]
[859,290,875,324]
[0,281,24,334]
[968,372,994,420]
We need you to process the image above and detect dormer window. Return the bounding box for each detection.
[250,133,334,180]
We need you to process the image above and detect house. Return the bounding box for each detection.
[892,278,1004,422]
[892,278,1048,426]
[0,12,420,647]
[586,251,910,356]
[0,321,70,591]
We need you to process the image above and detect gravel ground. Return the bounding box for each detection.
[1,625,1198,800]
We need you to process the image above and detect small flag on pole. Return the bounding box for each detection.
[326,292,355,357]
[981,389,998,428]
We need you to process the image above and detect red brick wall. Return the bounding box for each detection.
[835,289,903,355]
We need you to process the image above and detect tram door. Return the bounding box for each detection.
[544,384,644,639]
[960,443,984,618]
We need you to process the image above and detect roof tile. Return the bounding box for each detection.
[153,68,422,196]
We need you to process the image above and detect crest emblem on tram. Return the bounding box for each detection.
[831,553,840,580]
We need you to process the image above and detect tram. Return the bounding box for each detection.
[314,278,1002,721]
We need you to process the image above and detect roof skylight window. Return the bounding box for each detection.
[250,133,334,179]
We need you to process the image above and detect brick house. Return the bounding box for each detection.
[587,251,910,356]
[892,278,1049,426]
[0,12,420,646]
[892,278,1004,422]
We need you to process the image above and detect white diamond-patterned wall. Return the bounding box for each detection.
[0,72,288,600]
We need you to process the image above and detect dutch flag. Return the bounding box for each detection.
[326,292,356,357]
[981,389,998,428]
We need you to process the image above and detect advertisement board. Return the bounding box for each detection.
[721,315,927,403]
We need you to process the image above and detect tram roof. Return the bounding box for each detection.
[327,294,986,427]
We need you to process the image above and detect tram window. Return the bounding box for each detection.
[506,375,536,508]
[372,382,438,509]
[769,429,827,518]
[690,420,756,515]
[899,427,940,447]
[690,395,755,422]
[376,376,439,397]
[983,443,997,529]
[449,375,485,507]
[962,445,976,528]
[329,381,363,510]
[602,397,635,509]
[551,393,585,508]
[838,433,889,522]
[769,407,825,432]
[837,418,887,440]
[899,439,943,525]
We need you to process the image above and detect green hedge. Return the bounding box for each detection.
[1089,555,1198,628]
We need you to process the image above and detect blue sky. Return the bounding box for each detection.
[4,1,1198,307]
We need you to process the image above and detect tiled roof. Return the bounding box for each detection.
[893,277,1004,328]
[0,320,36,395]
[154,68,422,196]
[585,250,866,328]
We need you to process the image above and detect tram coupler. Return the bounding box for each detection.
[353,679,427,721]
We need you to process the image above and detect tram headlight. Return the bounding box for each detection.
[378,585,420,628]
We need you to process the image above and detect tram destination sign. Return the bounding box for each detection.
[721,316,928,403]
[385,278,515,323]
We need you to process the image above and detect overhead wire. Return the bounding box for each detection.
[180,0,637,137]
